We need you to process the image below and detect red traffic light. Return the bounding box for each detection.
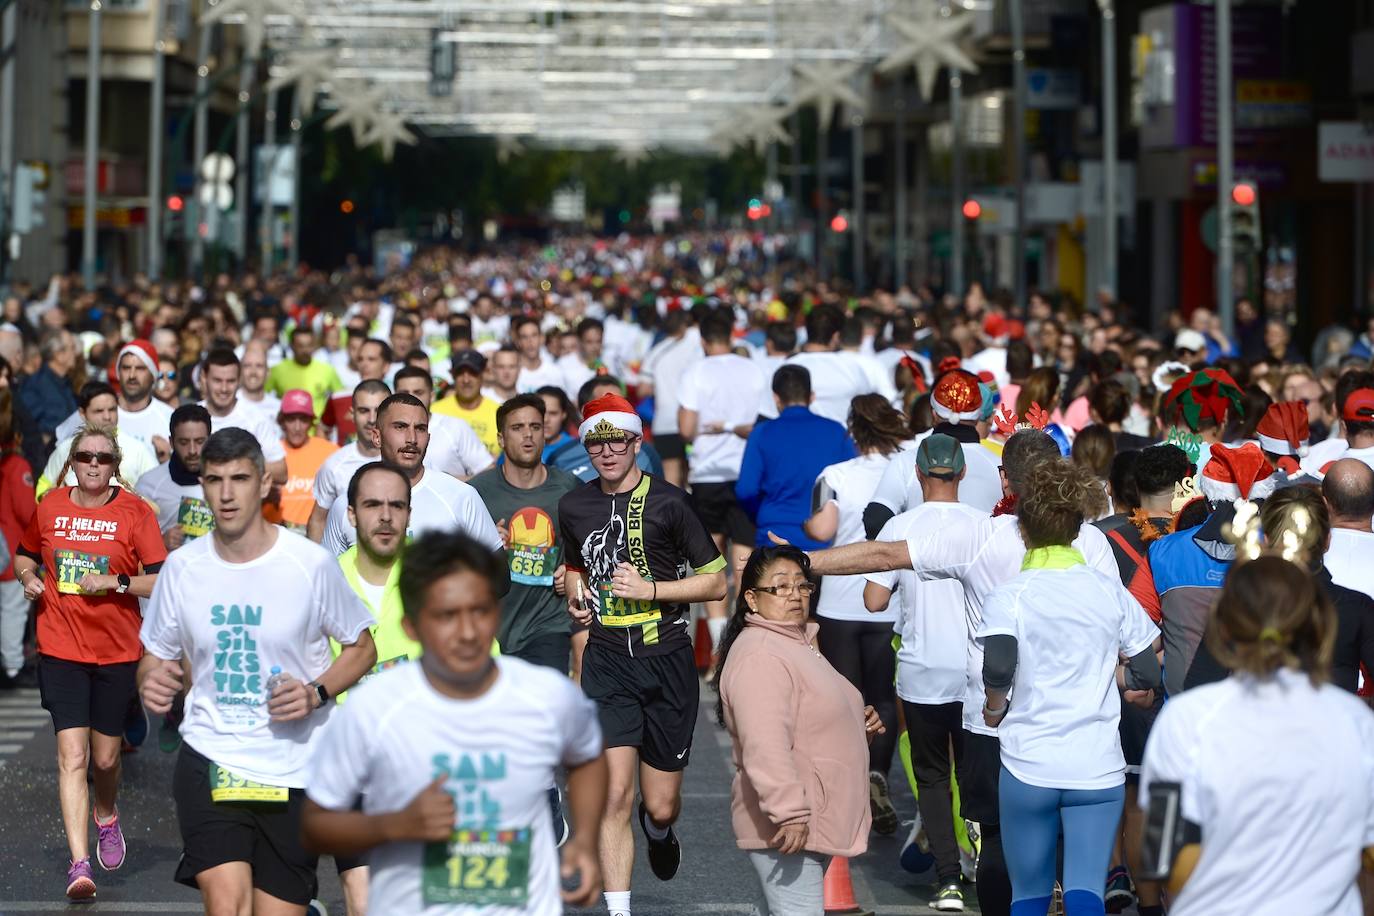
[166,195,185,212]
[830,214,849,233]
[747,205,763,221]
[1231,182,1257,208]
[962,199,982,220]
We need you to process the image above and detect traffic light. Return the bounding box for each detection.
[11,162,47,232]
[1230,180,1260,250]
[962,198,982,221]
[830,212,849,233]
[166,194,185,212]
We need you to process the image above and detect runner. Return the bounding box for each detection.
[137,427,378,913]
[265,390,339,533]
[309,379,389,542]
[320,338,390,446]
[319,393,505,569]
[433,350,502,456]
[53,339,175,459]
[559,393,727,916]
[39,381,158,497]
[199,347,288,484]
[266,326,345,417]
[301,530,608,915]
[134,403,216,548]
[14,423,167,900]
[393,364,494,480]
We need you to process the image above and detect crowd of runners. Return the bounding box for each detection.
[2,232,1374,916]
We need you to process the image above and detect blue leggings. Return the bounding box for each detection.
[998,768,1124,916]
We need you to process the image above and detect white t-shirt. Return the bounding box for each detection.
[840,350,899,407]
[678,353,766,483]
[241,392,283,420]
[470,313,511,353]
[516,358,566,396]
[312,442,378,511]
[1326,528,1374,600]
[869,502,981,705]
[134,461,209,535]
[140,529,374,787]
[306,659,603,916]
[427,413,496,479]
[1140,669,1374,916]
[906,515,1118,736]
[43,429,158,490]
[556,352,596,398]
[603,315,651,383]
[322,469,504,556]
[54,400,176,453]
[964,346,1010,389]
[816,453,901,623]
[754,354,786,420]
[202,398,287,464]
[874,347,932,388]
[640,330,703,436]
[871,431,1003,516]
[1302,439,1374,477]
[784,351,877,426]
[977,562,1158,790]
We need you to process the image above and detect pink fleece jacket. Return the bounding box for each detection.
[719,614,871,857]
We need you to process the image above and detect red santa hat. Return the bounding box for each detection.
[931,370,983,423]
[1199,442,1278,504]
[1256,401,1310,459]
[579,393,643,442]
[116,339,160,378]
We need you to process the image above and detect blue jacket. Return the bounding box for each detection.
[19,364,76,433]
[736,405,855,550]
[1149,521,1231,698]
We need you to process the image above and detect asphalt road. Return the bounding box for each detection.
[0,682,972,915]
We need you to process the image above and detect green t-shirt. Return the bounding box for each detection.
[468,464,581,654]
[266,358,344,416]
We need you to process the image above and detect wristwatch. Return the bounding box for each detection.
[115,574,131,594]
[308,680,331,708]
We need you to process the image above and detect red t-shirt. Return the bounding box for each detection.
[321,393,357,445]
[0,453,37,583]
[19,487,167,664]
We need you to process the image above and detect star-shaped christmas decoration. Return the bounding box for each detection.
[265,48,334,116]
[876,0,978,101]
[614,141,652,169]
[734,105,791,155]
[199,0,303,61]
[359,107,417,162]
[495,135,526,164]
[324,83,387,145]
[791,60,868,131]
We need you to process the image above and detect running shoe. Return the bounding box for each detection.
[94,808,126,870]
[307,900,330,916]
[869,771,898,835]
[549,785,570,848]
[930,881,966,912]
[960,820,980,883]
[1104,866,1137,913]
[158,713,182,754]
[124,699,149,749]
[636,801,681,881]
[65,857,96,900]
[898,815,934,874]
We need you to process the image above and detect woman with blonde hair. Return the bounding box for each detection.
[1141,553,1374,916]
[13,424,166,900]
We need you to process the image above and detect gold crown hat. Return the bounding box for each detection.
[579,393,644,443]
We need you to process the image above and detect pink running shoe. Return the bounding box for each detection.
[94,809,126,871]
[65,857,96,900]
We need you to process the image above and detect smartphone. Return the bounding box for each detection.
[1140,781,1182,881]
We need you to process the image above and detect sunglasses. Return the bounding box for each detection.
[71,450,116,466]
[159,370,177,381]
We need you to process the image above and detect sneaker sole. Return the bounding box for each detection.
[66,877,96,900]
[931,901,965,913]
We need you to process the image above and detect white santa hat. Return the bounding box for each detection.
[579,393,643,442]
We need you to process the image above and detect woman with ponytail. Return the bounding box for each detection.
[717,545,884,915]
[1140,553,1374,916]
[12,423,167,900]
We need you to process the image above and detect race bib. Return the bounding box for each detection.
[208,763,289,804]
[361,654,410,684]
[596,580,662,628]
[178,496,215,539]
[55,550,109,595]
[508,544,559,587]
[422,827,531,907]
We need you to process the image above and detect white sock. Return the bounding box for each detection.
[707,616,727,649]
[604,890,631,915]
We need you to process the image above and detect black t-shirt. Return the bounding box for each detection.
[559,472,725,657]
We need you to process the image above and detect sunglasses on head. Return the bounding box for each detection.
[71,450,116,466]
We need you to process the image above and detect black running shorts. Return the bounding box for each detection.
[37,655,137,736]
[690,481,756,545]
[172,743,320,905]
[580,643,698,772]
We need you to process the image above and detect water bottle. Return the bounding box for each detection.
[265,665,286,704]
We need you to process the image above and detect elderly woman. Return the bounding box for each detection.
[717,545,883,915]
[14,424,166,901]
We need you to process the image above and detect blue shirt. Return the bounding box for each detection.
[736,405,855,550]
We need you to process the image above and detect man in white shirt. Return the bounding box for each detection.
[482,346,521,405]
[40,380,159,495]
[557,318,605,397]
[135,403,215,549]
[199,348,287,484]
[677,310,765,651]
[637,310,701,488]
[785,305,877,425]
[53,339,175,460]
[513,315,565,394]
[754,321,795,420]
[469,293,511,354]
[1322,458,1374,599]
[309,380,390,542]
[238,340,281,419]
[301,530,606,915]
[319,394,507,577]
[137,427,377,915]
[393,365,494,480]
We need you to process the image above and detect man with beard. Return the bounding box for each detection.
[135,404,216,549]
[309,380,389,542]
[55,340,174,461]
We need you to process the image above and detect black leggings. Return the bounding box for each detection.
[817,616,897,776]
[903,700,965,883]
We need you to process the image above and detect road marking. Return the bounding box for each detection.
[0,904,204,913]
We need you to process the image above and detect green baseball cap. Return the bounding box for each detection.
[916,433,966,478]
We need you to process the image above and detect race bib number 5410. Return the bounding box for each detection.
[422,828,531,906]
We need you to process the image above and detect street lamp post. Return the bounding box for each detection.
[146,0,168,280]
[1216,0,1235,337]
[852,113,865,291]
[234,57,252,270]
[1009,0,1028,307]
[288,91,301,272]
[1099,0,1117,302]
[895,97,907,291]
[260,87,276,274]
[81,0,102,291]
[950,70,965,297]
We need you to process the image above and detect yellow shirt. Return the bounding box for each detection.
[432,395,501,455]
[266,358,344,417]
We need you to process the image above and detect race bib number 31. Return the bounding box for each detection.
[596,581,662,628]
[422,828,531,907]
[208,763,290,804]
[55,550,109,595]
[509,544,559,587]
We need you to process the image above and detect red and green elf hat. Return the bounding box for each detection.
[1162,368,1244,432]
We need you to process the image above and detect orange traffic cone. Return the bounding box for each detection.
[694,615,714,673]
[823,856,874,916]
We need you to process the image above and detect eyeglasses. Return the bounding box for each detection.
[71,450,116,466]
[159,371,177,381]
[752,582,817,598]
[586,437,636,456]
